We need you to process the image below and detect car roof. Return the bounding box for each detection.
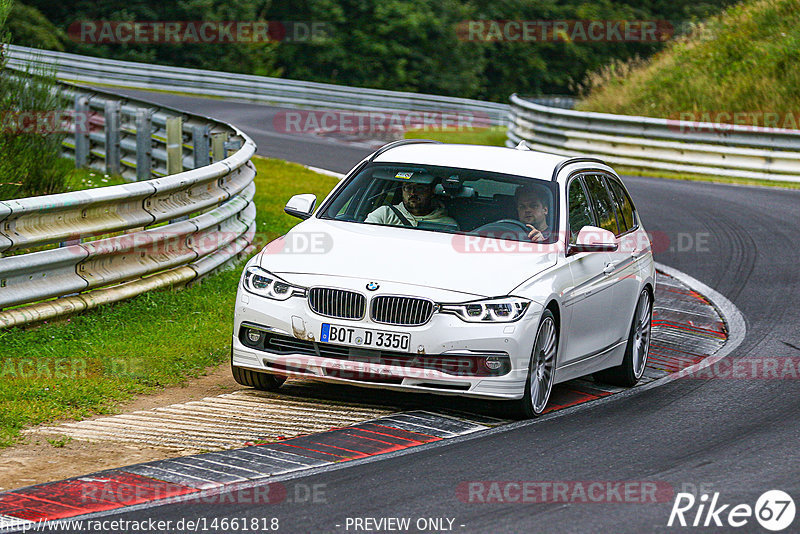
[371,143,571,181]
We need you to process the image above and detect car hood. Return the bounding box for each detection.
[258,219,559,298]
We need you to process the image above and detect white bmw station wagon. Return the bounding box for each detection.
[231,140,655,417]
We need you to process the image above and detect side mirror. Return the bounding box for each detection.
[284,194,317,220]
[568,226,618,255]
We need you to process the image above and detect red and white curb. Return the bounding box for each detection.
[0,268,740,529]
[0,411,492,529]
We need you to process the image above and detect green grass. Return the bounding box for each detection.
[615,166,800,189]
[0,156,339,447]
[63,80,231,102]
[578,0,800,125]
[1,159,126,201]
[62,165,127,191]
[405,126,507,146]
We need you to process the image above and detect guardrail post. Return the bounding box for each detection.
[211,132,228,162]
[104,100,122,176]
[166,117,183,175]
[74,95,90,168]
[135,109,154,181]
[224,139,243,157]
[58,238,83,297]
[193,124,211,169]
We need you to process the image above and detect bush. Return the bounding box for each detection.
[0,0,69,201]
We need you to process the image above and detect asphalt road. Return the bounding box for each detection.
[80,88,800,533]
[96,88,373,173]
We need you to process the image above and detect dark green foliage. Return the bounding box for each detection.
[12,0,738,102]
[5,2,67,51]
[20,0,281,76]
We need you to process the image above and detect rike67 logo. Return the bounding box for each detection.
[668,490,795,531]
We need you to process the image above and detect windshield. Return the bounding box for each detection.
[319,163,559,244]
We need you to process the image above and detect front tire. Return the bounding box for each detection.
[232,364,286,391]
[595,288,653,387]
[504,310,558,419]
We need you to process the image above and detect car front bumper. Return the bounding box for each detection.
[231,283,543,401]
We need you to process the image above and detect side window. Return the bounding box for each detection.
[568,178,595,244]
[606,177,636,234]
[583,174,619,235]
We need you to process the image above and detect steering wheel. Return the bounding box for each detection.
[472,218,532,235]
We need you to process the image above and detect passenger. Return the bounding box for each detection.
[365,182,458,227]
[515,185,550,242]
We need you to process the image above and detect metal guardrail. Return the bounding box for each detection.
[507,94,800,182]
[7,45,510,126]
[0,79,258,328]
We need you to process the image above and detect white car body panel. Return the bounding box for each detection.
[258,218,559,298]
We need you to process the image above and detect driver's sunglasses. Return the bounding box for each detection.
[401,183,430,193]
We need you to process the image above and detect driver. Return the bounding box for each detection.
[365,181,458,227]
[515,185,550,242]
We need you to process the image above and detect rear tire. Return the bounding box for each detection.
[232,364,286,391]
[503,310,558,419]
[595,288,653,387]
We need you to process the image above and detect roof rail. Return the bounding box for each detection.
[551,157,607,181]
[369,139,442,162]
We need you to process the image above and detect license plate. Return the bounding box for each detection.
[320,323,411,351]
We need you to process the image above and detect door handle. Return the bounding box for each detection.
[631,249,642,259]
[603,262,616,274]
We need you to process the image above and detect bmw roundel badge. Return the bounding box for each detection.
[366,282,380,291]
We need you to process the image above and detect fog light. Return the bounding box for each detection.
[247,328,263,344]
[484,356,502,370]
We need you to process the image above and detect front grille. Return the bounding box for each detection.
[370,296,434,326]
[308,287,366,320]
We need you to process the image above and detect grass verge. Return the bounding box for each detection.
[614,166,800,190]
[62,165,127,191]
[404,126,507,147]
[0,156,339,447]
[578,0,800,125]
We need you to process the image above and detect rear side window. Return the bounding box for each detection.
[567,178,595,244]
[606,177,636,234]
[582,174,619,235]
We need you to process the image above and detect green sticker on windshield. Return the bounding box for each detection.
[395,171,414,179]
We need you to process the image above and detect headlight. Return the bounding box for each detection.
[242,266,306,300]
[440,297,530,323]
